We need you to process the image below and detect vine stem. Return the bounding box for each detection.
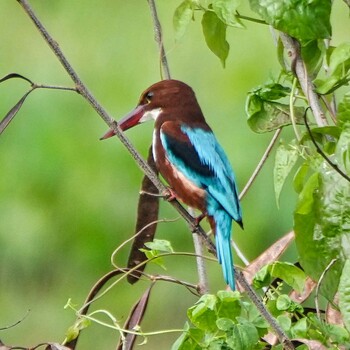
[279,33,328,127]
[239,128,282,201]
[289,77,301,141]
[16,1,294,347]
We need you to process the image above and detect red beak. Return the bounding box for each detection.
[100,104,146,140]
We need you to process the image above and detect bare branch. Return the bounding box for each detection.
[147,0,171,80]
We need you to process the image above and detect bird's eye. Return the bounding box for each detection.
[145,91,154,103]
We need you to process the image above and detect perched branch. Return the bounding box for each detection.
[279,33,328,127]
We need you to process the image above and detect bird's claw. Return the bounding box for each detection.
[163,188,177,202]
[194,212,207,226]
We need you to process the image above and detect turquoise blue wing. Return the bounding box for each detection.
[160,123,242,223]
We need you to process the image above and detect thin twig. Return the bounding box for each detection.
[290,77,301,141]
[147,0,171,80]
[304,110,350,182]
[279,33,327,127]
[0,310,30,331]
[315,258,337,319]
[239,128,282,200]
[232,240,249,266]
[235,12,267,25]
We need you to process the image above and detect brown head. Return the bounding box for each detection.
[100,80,206,139]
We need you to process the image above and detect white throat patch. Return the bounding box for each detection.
[139,108,162,123]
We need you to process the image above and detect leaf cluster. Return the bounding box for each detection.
[172,0,350,349]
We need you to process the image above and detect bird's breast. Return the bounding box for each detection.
[153,132,207,212]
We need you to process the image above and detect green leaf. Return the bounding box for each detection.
[276,294,292,311]
[212,0,244,28]
[253,262,306,292]
[187,294,218,331]
[317,43,350,94]
[144,239,174,253]
[271,262,306,292]
[277,314,291,332]
[338,93,350,127]
[253,265,270,289]
[329,42,350,72]
[65,318,91,343]
[201,10,229,67]
[245,83,305,133]
[171,324,204,350]
[290,317,308,338]
[335,122,350,174]
[141,239,174,269]
[141,249,166,269]
[338,259,350,331]
[216,290,241,320]
[301,40,325,77]
[274,140,299,206]
[310,126,341,140]
[327,323,350,344]
[173,0,194,41]
[246,94,305,133]
[293,162,309,194]
[294,172,318,215]
[216,317,234,331]
[294,138,350,300]
[239,300,269,331]
[226,323,259,350]
[249,0,331,40]
[253,83,291,100]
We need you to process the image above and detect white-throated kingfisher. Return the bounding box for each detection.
[102,80,243,290]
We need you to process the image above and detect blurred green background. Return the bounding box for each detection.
[0,1,349,349]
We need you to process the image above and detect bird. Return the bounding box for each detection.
[101,79,243,290]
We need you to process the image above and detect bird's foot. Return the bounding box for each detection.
[163,188,177,202]
[194,212,207,226]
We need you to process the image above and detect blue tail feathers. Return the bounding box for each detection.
[214,210,235,290]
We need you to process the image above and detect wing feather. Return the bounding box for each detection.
[160,122,242,223]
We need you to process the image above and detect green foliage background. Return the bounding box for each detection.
[0,1,349,349]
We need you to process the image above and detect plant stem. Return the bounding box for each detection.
[279,33,328,127]
[239,128,282,200]
[236,13,267,25]
[147,0,171,80]
[290,77,301,141]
